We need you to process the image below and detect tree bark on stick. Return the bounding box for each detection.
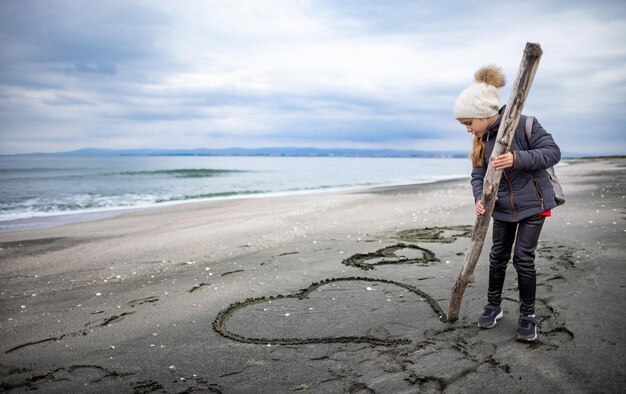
[447,42,543,323]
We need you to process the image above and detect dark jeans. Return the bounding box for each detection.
[488,215,545,315]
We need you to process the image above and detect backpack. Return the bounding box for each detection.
[524,116,565,206]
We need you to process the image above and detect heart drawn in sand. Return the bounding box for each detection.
[397,225,473,244]
[342,243,438,270]
[213,277,447,346]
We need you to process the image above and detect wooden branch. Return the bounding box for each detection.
[447,43,543,323]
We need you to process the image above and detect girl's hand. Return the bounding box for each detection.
[491,152,514,169]
[475,200,485,216]
[475,197,497,216]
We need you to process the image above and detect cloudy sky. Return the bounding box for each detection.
[1,0,625,155]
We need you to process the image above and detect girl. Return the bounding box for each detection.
[453,65,561,342]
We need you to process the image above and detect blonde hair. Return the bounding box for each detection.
[470,136,486,167]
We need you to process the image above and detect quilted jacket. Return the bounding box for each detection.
[471,107,561,222]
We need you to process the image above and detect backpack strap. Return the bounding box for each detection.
[523,116,535,150]
[524,116,534,143]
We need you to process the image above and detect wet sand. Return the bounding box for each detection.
[1,158,624,393]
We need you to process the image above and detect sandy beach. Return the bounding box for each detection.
[1,157,624,393]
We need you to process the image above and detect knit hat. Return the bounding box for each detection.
[453,65,506,119]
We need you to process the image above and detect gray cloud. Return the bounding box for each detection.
[0,0,625,155]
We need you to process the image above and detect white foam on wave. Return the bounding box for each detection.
[0,173,469,232]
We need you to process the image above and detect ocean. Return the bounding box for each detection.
[0,156,471,231]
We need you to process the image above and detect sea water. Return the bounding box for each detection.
[0,156,471,231]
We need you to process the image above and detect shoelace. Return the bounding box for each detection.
[483,307,497,316]
[519,315,536,328]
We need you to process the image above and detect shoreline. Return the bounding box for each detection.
[0,174,470,233]
[0,157,576,233]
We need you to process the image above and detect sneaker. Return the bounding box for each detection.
[478,304,503,328]
[516,314,538,342]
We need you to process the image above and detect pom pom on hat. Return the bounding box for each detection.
[453,65,506,119]
[474,65,505,88]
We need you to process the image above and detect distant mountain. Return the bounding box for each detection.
[12,147,597,158]
[15,147,471,158]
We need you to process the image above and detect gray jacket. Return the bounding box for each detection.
[471,109,561,222]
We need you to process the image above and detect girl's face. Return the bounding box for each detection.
[458,118,491,138]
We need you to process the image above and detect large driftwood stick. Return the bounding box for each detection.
[447,43,543,323]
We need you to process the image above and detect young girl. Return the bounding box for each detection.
[453,65,561,342]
